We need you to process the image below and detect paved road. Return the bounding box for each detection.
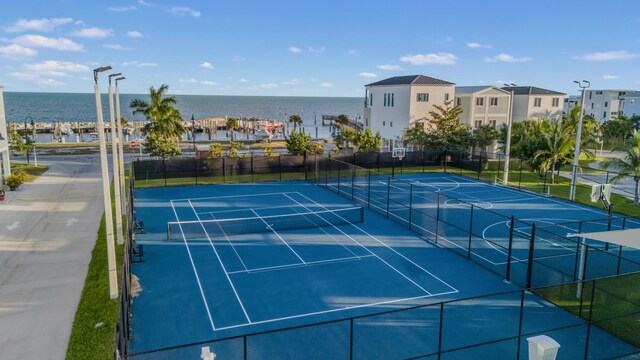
[0,154,106,359]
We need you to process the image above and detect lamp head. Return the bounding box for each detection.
[191,114,195,121]
[93,66,112,83]
[108,73,122,85]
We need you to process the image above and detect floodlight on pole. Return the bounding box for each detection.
[503,83,517,185]
[30,117,37,166]
[569,80,590,201]
[93,65,118,299]
[108,73,124,246]
[115,77,127,212]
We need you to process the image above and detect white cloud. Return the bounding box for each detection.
[171,6,201,17]
[137,0,153,6]
[288,47,303,53]
[4,17,73,33]
[377,64,403,71]
[239,78,248,83]
[308,46,325,53]
[201,80,217,86]
[484,53,532,63]
[109,6,137,11]
[38,78,65,86]
[574,50,638,62]
[347,49,358,55]
[400,53,458,65]
[0,44,38,59]
[358,72,378,78]
[126,30,143,38]
[602,74,619,80]
[13,35,84,51]
[260,83,278,89]
[199,61,214,69]
[7,72,37,80]
[104,44,131,50]
[320,82,334,88]
[123,61,158,67]
[71,27,113,38]
[282,78,300,85]
[179,78,198,83]
[467,42,491,49]
[25,60,89,73]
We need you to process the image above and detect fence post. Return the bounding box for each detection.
[162,157,167,187]
[477,154,482,179]
[467,205,474,259]
[251,152,255,182]
[422,149,426,173]
[443,151,448,173]
[437,303,444,360]
[409,184,413,229]
[518,158,523,190]
[304,152,308,180]
[351,165,355,201]
[279,155,282,182]
[386,176,391,218]
[506,216,515,281]
[244,336,247,360]
[222,157,226,182]
[525,223,536,288]
[377,152,380,171]
[337,166,341,195]
[349,318,354,360]
[194,156,198,185]
[605,171,610,183]
[574,221,583,281]
[497,153,502,180]
[605,216,612,251]
[583,280,597,360]
[367,170,371,208]
[435,193,440,243]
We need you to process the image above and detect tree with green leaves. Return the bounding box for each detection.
[602,129,640,203]
[263,144,275,157]
[130,84,185,158]
[309,143,325,154]
[226,141,245,158]
[336,114,350,126]
[226,117,239,140]
[206,142,222,159]
[8,124,33,156]
[422,100,473,152]
[356,128,382,153]
[289,114,303,131]
[334,127,357,149]
[286,130,312,155]
[533,119,586,184]
[473,125,498,159]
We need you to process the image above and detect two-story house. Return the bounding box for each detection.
[455,86,511,129]
[501,86,565,121]
[363,75,455,150]
[0,85,10,180]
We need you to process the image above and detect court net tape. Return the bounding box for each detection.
[167,206,364,241]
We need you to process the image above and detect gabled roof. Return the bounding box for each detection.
[500,86,565,96]
[455,86,510,95]
[366,75,454,87]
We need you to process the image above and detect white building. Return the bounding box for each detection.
[455,86,511,129]
[363,75,455,149]
[501,86,565,121]
[0,85,10,181]
[619,92,640,117]
[583,90,634,123]
[563,95,581,115]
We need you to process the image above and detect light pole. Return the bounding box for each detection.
[23,117,31,164]
[94,65,119,299]
[503,83,517,185]
[569,80,590,202]
[115,76,126,212]
[108,73,124,246]
[31,117,37,166]
[191,114,196,155]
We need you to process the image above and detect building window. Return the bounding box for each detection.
[604,101,608,108]
[603,111,607,118]
[456,97,461,106]
[490,97,498,106]
[534,97,542,107]
[476,97,484,106]
[370,93,373,106]
[474,120,483,129]
[383,121,386,126]
[552,98,560,107]
[384,93,387,107]
[596,91,603,95]
[490,120,497,128]
[390,122,393,127]
[589,92,592,100]
[445,93,450,101]
[591,103,594,109]
[417,93,429,102]
[391,93,394,107]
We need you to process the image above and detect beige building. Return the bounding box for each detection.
[363,75,455,149]
[502,86,565,121]
[455,86,511,129]
[0,85,10,180]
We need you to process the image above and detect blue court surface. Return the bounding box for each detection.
[129,173,639,358]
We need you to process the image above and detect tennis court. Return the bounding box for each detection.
[128,174,640,358]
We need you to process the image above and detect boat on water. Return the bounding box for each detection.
[254,129,273,142]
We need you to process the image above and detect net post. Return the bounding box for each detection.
[467,204,474,259]
[360,207,364,223]
[525,222,536,288]
[435,192,440,243]
[605,215,612,251]
[437,302,444,356]
[506,216,515,281]
[408,184,413,229]
[386,176,391,218]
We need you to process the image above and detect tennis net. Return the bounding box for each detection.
[167,206,364,241]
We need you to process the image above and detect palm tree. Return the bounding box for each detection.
[534,118,586,184]
[602,129,640,203]
[289,114,302,131]
[130,84,185,139]
[226,117,239,140]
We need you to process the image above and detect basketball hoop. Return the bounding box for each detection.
[392,147,406,161]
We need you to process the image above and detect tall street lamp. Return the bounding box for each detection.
[94,65,119,299]
[115,76,127,211]
[108,73,124,246]
[191,114,197,154]
[569,80,590,201]
[31,117,37,166]
[23,116,31,164]
[503,83,517,185]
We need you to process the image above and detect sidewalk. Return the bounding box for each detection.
[0,155,103,359]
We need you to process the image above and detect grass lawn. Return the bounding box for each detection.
[10,162,49,181]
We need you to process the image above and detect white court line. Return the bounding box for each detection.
[169,200,216,332]
[172,191,298,202]
[296,192,458,293]
[196,204,310,217]
[187,199,253,325]
[249,208,307,265]
[208,212,249,272]
[213,289,459,332]
[227,255,376,275]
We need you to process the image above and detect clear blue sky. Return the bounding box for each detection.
[0,0,639,96]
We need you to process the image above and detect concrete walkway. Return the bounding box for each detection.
[0,155,104,360]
